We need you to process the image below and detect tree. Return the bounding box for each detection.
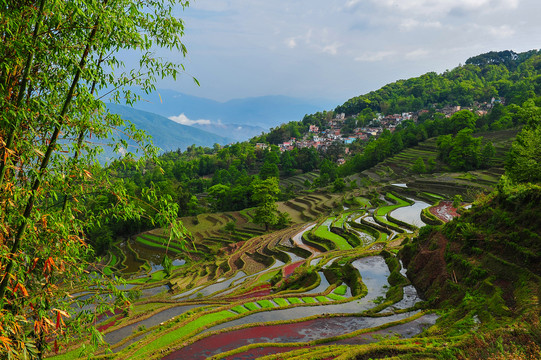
[411,157,426,174]
[259,161,279,180]
[448,129,482,171]
[280,151,296,176]
[450,110,477,134]
[332,178,346,192]
[207,184,231,211]
[296,147,319,173]
[0,1,191,357]
[480,142,496,168]
[506,126,541,183]
[251,178,281,231]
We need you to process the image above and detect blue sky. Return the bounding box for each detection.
[154,0,541,104]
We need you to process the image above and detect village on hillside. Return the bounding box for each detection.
[255,97,504,164]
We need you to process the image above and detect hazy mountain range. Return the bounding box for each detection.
[120,88,335,141]
[105,103,233,154]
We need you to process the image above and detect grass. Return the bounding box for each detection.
[316,296,330,302]
[313,219,353,250]
[150,270,167,281]
[302,297,317,304]
[333,212,354,228]
[422,191,445,200]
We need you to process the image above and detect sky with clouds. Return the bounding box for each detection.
[157,0,541,104]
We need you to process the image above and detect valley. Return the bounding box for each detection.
[48,128,534,360]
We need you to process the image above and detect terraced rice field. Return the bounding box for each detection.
[52,185,456,360]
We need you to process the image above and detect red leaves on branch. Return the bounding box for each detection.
[12,282,29,297]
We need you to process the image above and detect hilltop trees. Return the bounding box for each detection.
[0,0,190,357]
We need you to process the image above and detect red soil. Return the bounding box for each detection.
[283,260,305,277]
[95,309,124,332]
[97,315,124,332]
[229,284,272,300]
[429,201,460,223]
[162,319,321,360]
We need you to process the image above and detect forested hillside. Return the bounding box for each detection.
[86,50,541,255]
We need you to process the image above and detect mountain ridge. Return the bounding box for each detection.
[106,103,233,153]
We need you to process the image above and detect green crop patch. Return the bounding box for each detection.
[313,219,353,250]
[244,302,260,311]
[257,300,275,309]
[316,296,330,302]
[302,297,317,303]
[274,298,289,307]
[230,305,249,314]
[287,297,302,304]
[327,293,346,301]
[333,284,348,295]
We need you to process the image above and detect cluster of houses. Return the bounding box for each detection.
[256,97,504,162]
[263,111,413,155]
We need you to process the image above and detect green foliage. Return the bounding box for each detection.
[437,129,486,171]
[251,177,285,231]
[161,255,173,278]
[411,157,426,174]
[332,177,346,192]
[0,0,192,356]
[506,125,541,183]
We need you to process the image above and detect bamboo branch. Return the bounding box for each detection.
[0,0,47,189]
[0,2,106,304]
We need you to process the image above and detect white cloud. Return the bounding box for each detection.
[405,48,430,60]
[487,24,515,38]
[400,19,442,31]
[355,51,396,62]
[370,0,519,16]
[286,37,297,49]
[322,43,341,55]
[168,113,212,126]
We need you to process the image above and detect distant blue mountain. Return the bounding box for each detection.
[106,103,233,153]
[126,89,335,130]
